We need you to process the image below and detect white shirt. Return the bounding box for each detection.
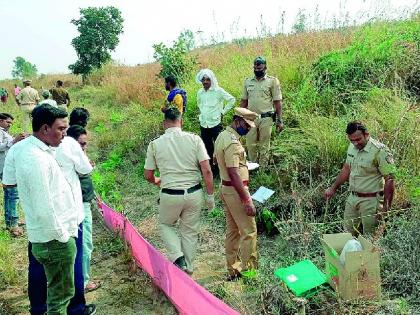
[0,127,14,178]
[55,136,93,225]
[38,99,58,108]
[197,87,235,128]
[2,136,79,243]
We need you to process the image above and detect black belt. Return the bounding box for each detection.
[350,191,384,198]
[161,183,202,195]
[260,112,274,119]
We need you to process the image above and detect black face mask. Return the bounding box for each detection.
[254,70,265,78]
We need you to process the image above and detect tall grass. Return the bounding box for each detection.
[0,14,419,314]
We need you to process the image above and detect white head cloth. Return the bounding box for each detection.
[195,68,219,90]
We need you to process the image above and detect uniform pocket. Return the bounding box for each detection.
[359,161,376,176]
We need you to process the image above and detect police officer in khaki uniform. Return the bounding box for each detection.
[16,79,40,132]
[240,56,283,166]
[144,107,215,274]
[214,107,259,280]
[325,121,396,235]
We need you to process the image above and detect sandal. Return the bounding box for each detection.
[8,227,23,237]
[85,281,101,293]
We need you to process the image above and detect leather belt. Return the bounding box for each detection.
[260,112,274,119]
[350,191,384,198]
[222,180,249,187]
[161,183,202,195]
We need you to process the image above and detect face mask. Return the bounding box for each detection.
[237,126,249,136]
[254,70,265,78]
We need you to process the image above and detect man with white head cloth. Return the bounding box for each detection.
[196,69,235,175]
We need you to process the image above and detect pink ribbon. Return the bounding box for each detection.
[98,201,240,315]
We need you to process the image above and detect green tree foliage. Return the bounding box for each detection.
[153,30,197,84]
[11,56,37,79]
[69,6,124,80]
[177,30,195,51]
[292,9,307,33]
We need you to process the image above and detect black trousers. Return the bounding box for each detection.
[200,124,223,174]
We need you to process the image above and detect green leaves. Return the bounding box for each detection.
[69,6,124,79]
[11,56,37,79]
[153,30,197,84]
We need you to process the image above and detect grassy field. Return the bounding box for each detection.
[1,15,419,315]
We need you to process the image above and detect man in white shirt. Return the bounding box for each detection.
[3,104,78,315]
[27,131,96,315]
[0,113,26,236]
[38,90,58,108]
[196,69,235,175]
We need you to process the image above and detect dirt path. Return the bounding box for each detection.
[0,208,177,315]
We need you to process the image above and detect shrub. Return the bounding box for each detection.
[380,210,420,303]
[309,19,420,112]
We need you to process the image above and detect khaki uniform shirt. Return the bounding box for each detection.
[345,137,395,193]
[144,127,209,189]
[214,126,249,181]
[16,86,40,105]
[241,75,282,114]
[50,87,70,105]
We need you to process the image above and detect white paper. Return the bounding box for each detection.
[246,161,260,171]
[251,186,275,203]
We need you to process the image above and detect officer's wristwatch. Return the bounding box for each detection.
[276,118,283,124]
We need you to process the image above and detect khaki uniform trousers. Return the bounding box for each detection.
[19,104,36,133]
[158,189,203,273]
[221,185,257,276]
[246,116,273,166]
[344,193,382,236]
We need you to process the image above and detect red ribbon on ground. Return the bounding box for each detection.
[98,200,240,315]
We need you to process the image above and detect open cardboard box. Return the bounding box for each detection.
[321,233,381,300]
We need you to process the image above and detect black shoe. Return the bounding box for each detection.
[226,273,242,282]
[174,256,188,272]
[84,304,97,315]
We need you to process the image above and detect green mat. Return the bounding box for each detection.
[274,260,327,297]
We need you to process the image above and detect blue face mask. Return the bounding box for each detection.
[237,126,249,136]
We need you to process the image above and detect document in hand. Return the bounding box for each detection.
[251,186,275,203]
[246,161,259,171]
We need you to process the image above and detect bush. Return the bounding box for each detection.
[153,36,197,84]
[380,210,420,303]
[308,19,420,112]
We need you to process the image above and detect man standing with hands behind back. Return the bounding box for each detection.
[144,107,214,275]
[240,56,283,166]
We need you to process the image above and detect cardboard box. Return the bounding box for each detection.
[321,233,381,300]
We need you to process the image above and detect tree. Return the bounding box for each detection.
[153,31,197,84]
[69,6,124,80]
[11,57,37,79]
[177,30,195,52]
[292,9,307,33]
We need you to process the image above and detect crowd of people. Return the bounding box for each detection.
[0,55,395,314]
[1,79,97,314]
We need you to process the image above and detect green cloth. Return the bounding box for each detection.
[79,174,95,202]
[31,238,76,315]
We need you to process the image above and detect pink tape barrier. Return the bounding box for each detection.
[98,201,240,315]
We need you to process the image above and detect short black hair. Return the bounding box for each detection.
[67,125,87,141]
[31,104,68,132]
[164,75,177,88]
[0,113,14,120]
[57,80,63,86]
[69,107,90,127]
[164,107,182,121]
[346,121,367,135]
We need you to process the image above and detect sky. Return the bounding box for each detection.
[0,0,418,79]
